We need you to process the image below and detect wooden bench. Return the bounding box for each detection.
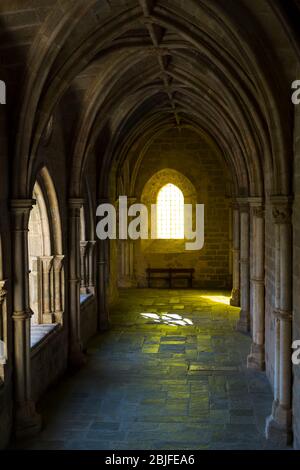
[146,268,194,289]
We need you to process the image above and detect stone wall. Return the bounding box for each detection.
[0,66,12,449]
[0,382,12,449]
[132,129,232,289]
[31,327,68,403]
[80,296,97,349]
[293,98,300,450]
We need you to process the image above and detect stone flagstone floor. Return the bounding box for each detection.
[12,289,290,450]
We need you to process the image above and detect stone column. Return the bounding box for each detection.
[68,199,86,367]
[0,280,7,365]
[237,199,250,332]
[53,255,64,324]
[96,238,110,331]
[87,241,96,294]
[10,199,41,438]
[39,256,55,324]
[80,241,89,294]
[247,199,265,370]
[119,240,136,287]
[230,202,240,307]
[266,197,293,445]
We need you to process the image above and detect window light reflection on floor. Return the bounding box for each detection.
[141,312,193,326]
[200,295,231,305]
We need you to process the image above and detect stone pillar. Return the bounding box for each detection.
[68,199,86,367]
[236,199,250,332]
[10,199,41,438]
[0,280,7,365]
[80,241,89,294]
[266,197,293,445]
[53,255,64,324]
[97,238,110,331]
[39,256,55,324]
[119,240,136,287]
[247,199,265,370]
[87,241,96,294]
[230,203,240,307]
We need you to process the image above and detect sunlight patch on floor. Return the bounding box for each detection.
[200,294,231,305]
[141,312,193,326]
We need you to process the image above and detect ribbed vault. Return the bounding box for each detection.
[10,0,299,200]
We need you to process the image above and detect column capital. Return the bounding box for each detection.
[68,198,84,210]
[229,199,240,210]
[271,196,293,225]
[53,255,65,273]
[80,240,89,248]
[10,199,36,211]
[248,198,265,218]
[0,279,8,302]
[248,197,264,206]
[236,197,249,212]
[10,199,36,230]
[273,308,293,322]
[39,255,54,273]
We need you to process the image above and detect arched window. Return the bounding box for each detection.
[156,183,184,239]
[28,182,51,324]
[28,168,64,331]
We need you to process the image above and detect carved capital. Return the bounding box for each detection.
[253,206,265,218]
[273,309,292,322]
[80,241,89,255]
[249,197,265,218]
[39,256,54,273]
[272,206,292,225]
[0,280,7,303]
[271,196,293,225]
[10,199,36,230]
[236,198,249,213]
[53,255,65,272]
[68,198,84,217]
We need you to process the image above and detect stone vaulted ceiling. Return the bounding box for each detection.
[0,0,299,198]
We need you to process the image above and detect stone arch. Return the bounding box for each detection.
[10,0,296,201]
[141,168,197,207]
[28,182,51,323]
[28,166,64,325]
[37,167,63,256]
[79,178,96,295]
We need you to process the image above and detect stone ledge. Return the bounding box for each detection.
[30,323,61,355]
[80,292,94,306]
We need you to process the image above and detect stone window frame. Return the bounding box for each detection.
[28,167,65,332]
[140,168,198,254]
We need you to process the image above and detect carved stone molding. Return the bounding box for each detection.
[10,199,36,231]
[252,206,265,218]
[271,196,293,225]
[272,206,292,225]
[53,255,64,272]
[68,198,84,217]
[236,197,249,213]
[251,277,265,286]
[273,308,293,322]
[0,280,7,303]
